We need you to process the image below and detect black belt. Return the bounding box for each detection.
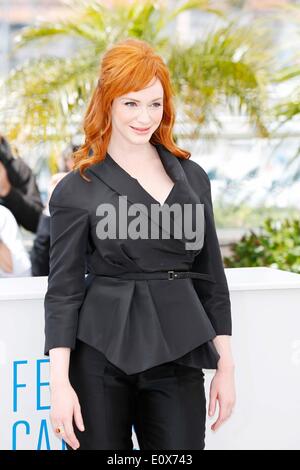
[93,270,215,282]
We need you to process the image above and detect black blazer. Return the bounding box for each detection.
[44,143,232,374]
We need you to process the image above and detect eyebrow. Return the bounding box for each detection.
[121,97,163,102]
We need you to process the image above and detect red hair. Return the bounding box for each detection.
[73,37,191,181]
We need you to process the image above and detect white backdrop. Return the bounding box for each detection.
[0,267,299,450]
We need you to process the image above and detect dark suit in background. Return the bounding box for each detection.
[0,136,43,233]
[30,212,50,276]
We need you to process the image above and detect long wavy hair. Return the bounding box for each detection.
[73,37,191,182]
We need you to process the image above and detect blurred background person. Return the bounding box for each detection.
[30,143,79,276]
[0,134,44,233]
[0,206,31,277]
[58,142,78,172]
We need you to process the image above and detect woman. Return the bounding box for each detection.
[44,38,236,451]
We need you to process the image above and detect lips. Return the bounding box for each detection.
[130,126,150,131]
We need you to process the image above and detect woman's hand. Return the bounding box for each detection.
[0,240,13,273]
[208,366,236,432]
[50,381,85,450]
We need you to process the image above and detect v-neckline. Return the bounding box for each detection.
[105,151,176,207]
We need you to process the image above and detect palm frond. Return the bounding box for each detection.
[168,20,273,137]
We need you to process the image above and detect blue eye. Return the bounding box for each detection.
[124,102,162,107]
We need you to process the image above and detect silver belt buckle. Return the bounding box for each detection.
[168,270,175,280]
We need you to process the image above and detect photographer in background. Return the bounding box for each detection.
[0,134,44,233]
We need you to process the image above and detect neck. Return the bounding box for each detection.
[107,137,156,163]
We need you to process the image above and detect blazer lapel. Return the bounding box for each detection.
[87,143,203,250]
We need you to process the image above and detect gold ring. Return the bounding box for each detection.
[55,425,64,434]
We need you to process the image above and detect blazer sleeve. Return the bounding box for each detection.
[191,171,232,336]
[43,200,89,356]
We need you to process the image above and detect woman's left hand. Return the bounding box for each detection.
[208,366,236,431]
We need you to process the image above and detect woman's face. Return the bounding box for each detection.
[110,77,164,144]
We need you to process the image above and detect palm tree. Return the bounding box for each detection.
[270,4,300,98]
[251,2,300,188]
[0,0,273,172]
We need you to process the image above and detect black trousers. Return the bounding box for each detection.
[66,339,207,450]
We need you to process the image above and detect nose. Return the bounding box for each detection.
[135,106,152,125]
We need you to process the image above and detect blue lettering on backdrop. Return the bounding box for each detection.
[37,359,50,410]
[12,421,30,450]
[13,361,27,412]
[12,419,68,450]
[37,419,50,449]
[11,358,69,449]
